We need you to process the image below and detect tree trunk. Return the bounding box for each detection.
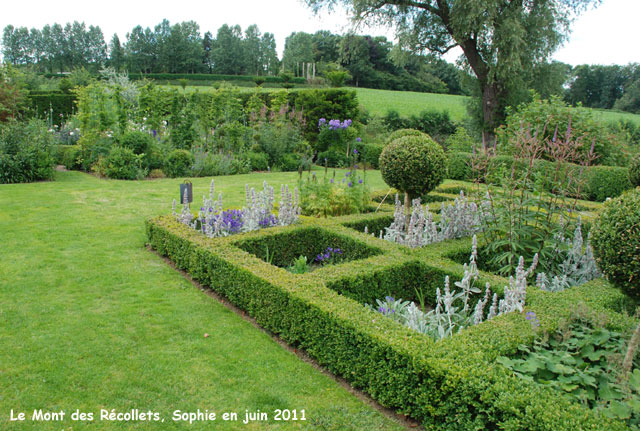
[482,83,499,144]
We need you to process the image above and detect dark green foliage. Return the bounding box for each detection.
[446,152,472,180]
[127,73,306,84]
[277,153,302,172]
[591,189,640,297]
[383,110,457,143]
[359,142,384,169]
[0,119,55,184]
[291,89,359,144]
[445,151,632,201]
[27,91,76,125]
[379,134,447,199]
[119,130,153,168]
[103,146,145,180]
[498,320,640,428]
[584,166,632,202]
[244,151,269,171]
[317,148,349,168]
[164,149,193,178]
[62,145,82,170]
[629,155,640,187]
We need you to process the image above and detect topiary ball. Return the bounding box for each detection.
[590,188,640,297]
[384,128,427,146]
[629,154,640,187]
[379,134,447,199]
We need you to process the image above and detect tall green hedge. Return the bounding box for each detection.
[446,152,633,201]
[146,210,633,430]
[27,91,76,124]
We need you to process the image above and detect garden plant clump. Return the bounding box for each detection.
[172,179,300,237]
[382,190,482,247]
[298,154,370,217]
[368,235,538,340]
[497,318,640,428]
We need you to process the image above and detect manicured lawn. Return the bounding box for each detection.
[0,170,406,430]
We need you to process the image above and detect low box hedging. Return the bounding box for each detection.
[146,211,634,430]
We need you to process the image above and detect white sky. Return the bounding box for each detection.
[1,0,638,66]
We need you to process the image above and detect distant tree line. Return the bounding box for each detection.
[1,20,466,94]
[2,20,640,113]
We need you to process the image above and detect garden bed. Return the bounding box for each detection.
[146,210,635,430]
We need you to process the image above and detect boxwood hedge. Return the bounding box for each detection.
[146,208,635,430]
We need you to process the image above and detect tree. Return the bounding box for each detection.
[306,0,599,136]
[260,33,279,75]
[243,24,262,75]
[202,31,213,73]
[109,34,124,71]
[282,32,314,76]
[211,24,245,74]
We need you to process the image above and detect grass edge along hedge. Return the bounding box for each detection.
[146,214,633,430]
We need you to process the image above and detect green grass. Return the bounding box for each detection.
[353,88,469,121]
[0,170,405,431]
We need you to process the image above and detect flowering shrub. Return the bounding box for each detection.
[368,236,538,341]
[316,117,357,158]
[172,180,300,237]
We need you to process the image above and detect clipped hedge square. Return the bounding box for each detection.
[233,226,383,269]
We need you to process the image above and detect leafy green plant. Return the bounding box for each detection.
[0,119,55,184]
[287,255,310,274]
[103,146,147,180]
[164,149,193,178]
[498,320,640,428]
[299,162,370,217]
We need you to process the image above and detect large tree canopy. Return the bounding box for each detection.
[306,0,599,134]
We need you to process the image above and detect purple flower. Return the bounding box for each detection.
[318,118,327,129]
[152,129,157,138]
[348,182,353,187]
[353,148,358,155]
[358,179,363,184]
[385,296,394,302]
[356,137,361,142]
[330,178,334,183]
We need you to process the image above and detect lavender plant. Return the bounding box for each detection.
[172,179,299,237]
[315,247,343,265]
[368,235,539,341]
[383,191,482,248]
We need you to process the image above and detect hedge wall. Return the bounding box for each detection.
[43,72,307,84]
[446,152,633,202]
[27,91,76,124]
[146,208,634,430]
